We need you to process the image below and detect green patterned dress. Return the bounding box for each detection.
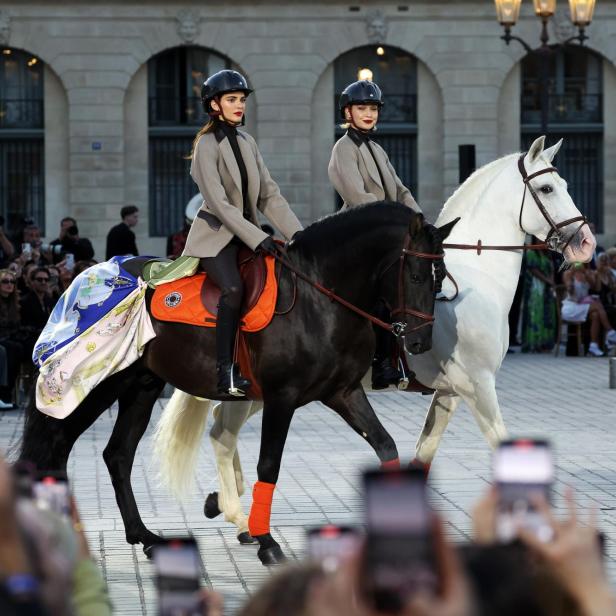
[521,250,556,353]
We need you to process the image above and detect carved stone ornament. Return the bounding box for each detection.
[0,11,10,47]
[552,7,576,44]
[176,9,200,44]
[365,9,388,44]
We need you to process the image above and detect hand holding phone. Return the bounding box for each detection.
[33,470,71,517]
[360,468,438,613]
[153,537,203,616]
[64,253,75,272]
[307,525,361,572]
[493,439,554,544]
[21,242,32,256]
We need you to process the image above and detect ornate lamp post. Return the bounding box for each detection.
[494,0,597,135]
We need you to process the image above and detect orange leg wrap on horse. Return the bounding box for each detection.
[380,458,401,470]
[248,481,276,536]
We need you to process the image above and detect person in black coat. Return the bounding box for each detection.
[20,267,54,357]
[105,205,139,260]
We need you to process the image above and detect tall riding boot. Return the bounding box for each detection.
[215,299,251,397]
[371,302,402,390]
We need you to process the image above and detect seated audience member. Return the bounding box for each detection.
[47,266,62,303]
[561,263,616,356]
[0,216,14,268]
[49,218,94,264]
[20,267,53,357]
[0,269,24,406]
[596,253,616,328]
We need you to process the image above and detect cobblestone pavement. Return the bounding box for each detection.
[1,352,616,614]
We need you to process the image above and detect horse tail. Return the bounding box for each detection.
[153,389,210,499]
[17,374,42,462]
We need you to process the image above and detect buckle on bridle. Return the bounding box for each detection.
[391,322,407,337]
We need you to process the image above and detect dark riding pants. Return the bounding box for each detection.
[200,242,244,366]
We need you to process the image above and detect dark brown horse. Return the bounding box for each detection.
[20,203,457,564]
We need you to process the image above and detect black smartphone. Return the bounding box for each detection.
[12,461,36,499]
[493,439,554,543]
[360,467,437,613]
[33,470,71,517]
[307,525,361,572]
[153,537,203,616]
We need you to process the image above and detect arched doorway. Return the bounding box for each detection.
[147,46,229,237]
[520,46,603,229]
[333,45,418,208]
[0,47,45,232]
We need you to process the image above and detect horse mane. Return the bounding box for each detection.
[293,201,414,255]
[436,153,520,225]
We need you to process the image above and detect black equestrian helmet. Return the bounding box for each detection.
[339,80,384,118]
[201,70,253,113]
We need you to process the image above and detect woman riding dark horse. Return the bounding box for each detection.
[183,69,303,396]
[328,79,426,391]
[20,199,456,564]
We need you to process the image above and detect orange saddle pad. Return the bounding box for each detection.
[151,255,278,332]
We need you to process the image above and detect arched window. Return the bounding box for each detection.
[0,47,44,231]
[334,46,417,208]
[521,47,603,230]
[148,47,229,236]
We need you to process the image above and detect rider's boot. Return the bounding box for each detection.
[216,299,251,397]
[371,325,402,390]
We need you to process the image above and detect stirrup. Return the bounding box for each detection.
[397,356,410,391]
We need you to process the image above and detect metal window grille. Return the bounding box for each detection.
[149,136,198,237]
[148,47,230,236]
[0,138,45,232]
[522,131,603,232]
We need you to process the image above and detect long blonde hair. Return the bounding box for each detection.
[189,119,216,159]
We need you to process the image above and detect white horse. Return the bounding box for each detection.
[153,136,595,541]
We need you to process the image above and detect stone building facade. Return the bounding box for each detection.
[1,0,615,256]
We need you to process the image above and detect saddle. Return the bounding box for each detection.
[150,249,277,333]
[200,247,267,316]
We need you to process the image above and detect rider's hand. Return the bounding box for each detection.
[258,237,278,254]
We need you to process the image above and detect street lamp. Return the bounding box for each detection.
[494,0,597,134]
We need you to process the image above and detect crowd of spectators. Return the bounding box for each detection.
[0,206,142,410]
[510,231,616,357]
[1,445,613,616]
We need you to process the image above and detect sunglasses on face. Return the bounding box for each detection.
[34,277,49,283]
[0,279,15,284]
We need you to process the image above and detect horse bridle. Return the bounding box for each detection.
[517,154,587,253]
[385,232,444,337]
[268,227,444,338]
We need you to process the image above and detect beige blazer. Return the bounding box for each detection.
[328,133,421,212]
[182,129,303,258]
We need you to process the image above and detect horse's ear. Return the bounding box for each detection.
[526,136,546,164]
[543,138,563,163]
[436,217,460,241]
[409,212,425,237]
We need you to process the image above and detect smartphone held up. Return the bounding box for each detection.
[493,439,555,543]
[153,537,204,616]
[360,467,438,613]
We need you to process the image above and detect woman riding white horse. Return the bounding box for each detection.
[154,136,595,542]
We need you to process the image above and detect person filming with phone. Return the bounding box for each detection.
[48,217,94,264]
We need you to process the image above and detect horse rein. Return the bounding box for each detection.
[267,230,444,337]
[437,153,588,301]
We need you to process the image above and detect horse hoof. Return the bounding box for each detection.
[258,545,287,566]
[204,492,222,519]
[409,458,431,476]
[237,532,257,545]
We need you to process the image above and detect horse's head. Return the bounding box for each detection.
[380,213,458,355]
[520,136,596,263]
